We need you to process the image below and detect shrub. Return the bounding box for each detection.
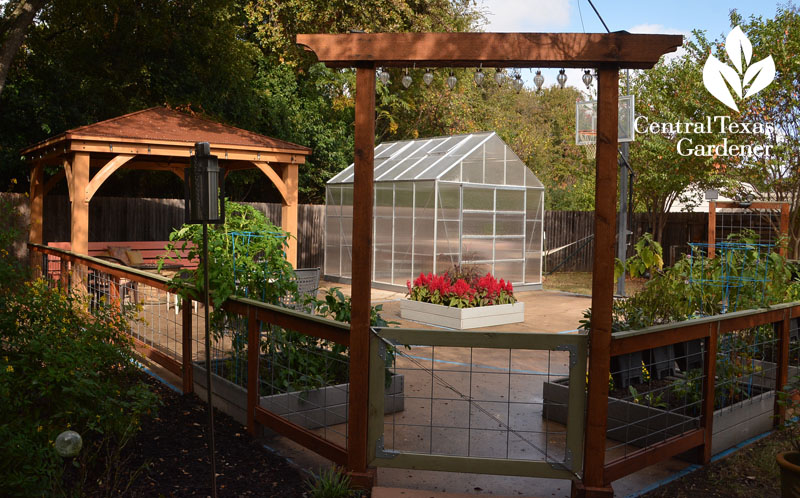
[0,280,159,496]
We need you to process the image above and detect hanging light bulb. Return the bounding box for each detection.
[474,67,485,87]
[401,69,413,89]
[533,70,544,91]
[582,70,593,89]
[446,70,457,90]
[494,69,505,87]
[557,69,567,89]
[422,69,434,86]
[512,71,524,93]
[378,68,391,85]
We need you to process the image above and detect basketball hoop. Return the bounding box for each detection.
[575,95,635,162]
[577,130,596,159]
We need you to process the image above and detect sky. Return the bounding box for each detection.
[477,0,782,92]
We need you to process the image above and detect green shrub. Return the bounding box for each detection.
[0,280,159,496]
[304,466,362,498]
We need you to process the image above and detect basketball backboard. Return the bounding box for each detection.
[576,95,635,145]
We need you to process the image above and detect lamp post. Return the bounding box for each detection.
[185,141,225,498]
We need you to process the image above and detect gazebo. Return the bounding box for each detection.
[23,107,310,266]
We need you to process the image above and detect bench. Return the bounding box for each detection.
[46,241,197,269]
[45,241,198,314]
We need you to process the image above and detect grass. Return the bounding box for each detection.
[643,429,792,497]
[543,271,646,296]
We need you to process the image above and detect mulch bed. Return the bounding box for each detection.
[124,372,307,497]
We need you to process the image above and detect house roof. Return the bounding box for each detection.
[22,107,311,156]
[327,131,542,188]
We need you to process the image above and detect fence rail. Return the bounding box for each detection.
[602,302,800,483]
[25,242,800,494]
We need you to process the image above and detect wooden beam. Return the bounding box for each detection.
[63,156,73,203]
[68,139,306,164]
[250,161,289,203]
[700,328,718,463]
[347,64,376,476]
[603,429,704,484]
[296,32,683,69]
[714,201,788,210]
[280,163,299,267]
[581,67,619,493]
[781,202,790,257]
[85,153,135,202]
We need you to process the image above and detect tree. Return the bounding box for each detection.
[0,0,47,97]
[629,38,729,243]
[721,6,800,255]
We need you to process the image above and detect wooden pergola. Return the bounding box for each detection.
[24,107,310,266]
[296,32,682,497]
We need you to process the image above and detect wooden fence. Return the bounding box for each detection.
[38,196,326,269]
[544,211,708,272]
[4,193,715,273]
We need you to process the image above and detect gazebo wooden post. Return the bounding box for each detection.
[346,63,377,487]
[577,66,619,498]
[29,161,44,271]
[780,202,790,257]
[69,152,90,256]
[280,163,299,267]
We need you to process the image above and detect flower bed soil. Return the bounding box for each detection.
[124,372,306,497]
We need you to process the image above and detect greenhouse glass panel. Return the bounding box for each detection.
[495,238,524,260]
[325,131,544,289]
[413,182,436,277]
[496,189,524,212]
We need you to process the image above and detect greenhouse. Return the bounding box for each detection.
[324,131,545,290]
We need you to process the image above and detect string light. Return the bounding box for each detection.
[557,69,567,89]
[533,70,544,91]
[401,68,413,89]
[446,70,457,90]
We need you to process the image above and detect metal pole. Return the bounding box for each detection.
[616,69,631,297]
[202,222,218,498]
[617,144,629,296]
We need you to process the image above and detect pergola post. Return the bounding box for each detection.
[346,63,376,487]
[69,152,90,256]
[577,66,619,498]
[280,163,299,267]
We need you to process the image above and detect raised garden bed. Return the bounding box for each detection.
[543,376,775,456]
[400,299,524,329]
[194,362,404,429]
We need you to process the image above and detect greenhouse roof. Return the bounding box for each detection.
[327,131,542,188]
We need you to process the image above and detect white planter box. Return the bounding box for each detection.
[400,299,525,329]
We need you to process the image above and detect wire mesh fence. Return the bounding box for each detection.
[715,208,782,246]
[370,329,586,478]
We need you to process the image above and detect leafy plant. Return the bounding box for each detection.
[304,466,362,498]
[615,233,664,281]
[0,279,159,496]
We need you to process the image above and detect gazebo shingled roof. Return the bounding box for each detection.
[26,107,311,266]
[23,107,310,155]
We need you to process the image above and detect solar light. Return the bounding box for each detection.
[474,67,485,87]
[533,70,544,91]
[582,70,593,89]
[557,69,567,89]
[55,430,82,457]
[401,69,413,89]
[494,69,505,87]
[446,71,457,90]
[378,68,391,85]
[185,142,225,224]
[512,72,524,93]
[422,69,434,86]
